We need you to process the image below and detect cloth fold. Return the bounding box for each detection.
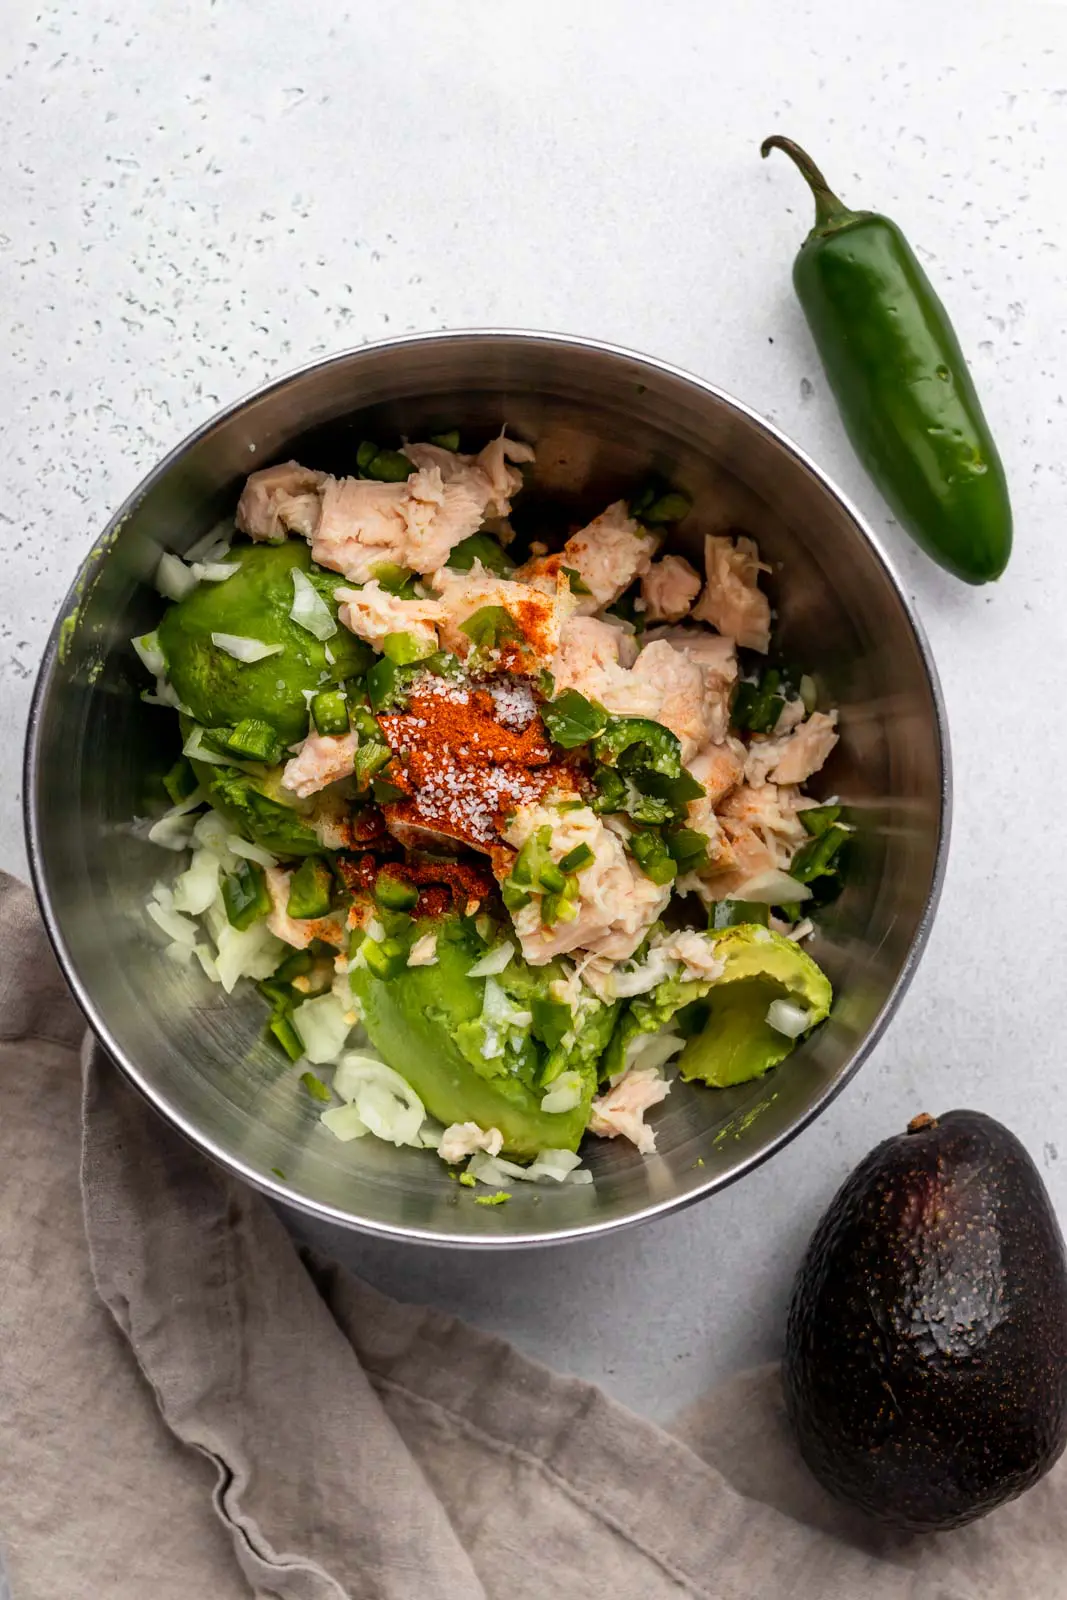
[2,868,1066,1600]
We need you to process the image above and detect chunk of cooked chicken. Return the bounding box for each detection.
[559,501,657,613]
[696,818,779,903]
[235,461,326,542]
[644,624,738,743]
[551,614,651,709]
[691,535,771,653]
[640,554,702,624]
[627,641,713,764]
[432,561,576,666]
[334,579,445,653]
[403,431,534,520]
[719,782,811,869]
[280,730,357,799]
[263,865,345,950]
[501,802,671,966]
[437,1122,504,1163]
[589,1066,670,1154]
[744,710,839,787]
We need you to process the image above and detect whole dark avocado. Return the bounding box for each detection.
[784,1110,1067,1532]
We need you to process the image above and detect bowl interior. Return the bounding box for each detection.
[26,333,947,1243]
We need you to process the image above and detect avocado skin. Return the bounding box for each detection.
[784,1109,1067,1532]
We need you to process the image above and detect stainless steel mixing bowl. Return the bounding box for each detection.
[24,331,950,1245]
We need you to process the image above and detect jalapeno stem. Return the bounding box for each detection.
[761,135,852,229]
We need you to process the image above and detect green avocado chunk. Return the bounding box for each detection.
[190,757,324,858]
[158,541,371,744]
[350,918,606,1158]
[603,926,831,1089]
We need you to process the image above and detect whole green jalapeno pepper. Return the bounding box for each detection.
[762,135,1012,584]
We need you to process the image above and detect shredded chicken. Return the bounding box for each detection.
[334,579,444,653]
[403,432,534,520]
[235,461,326,542]
[559,501,656,613]
[640,554,701,623]
[432,561,576,665]
[589,1066,670,1154]
[744,711,839,787]
[502,803,670,966]
[281,731,357,799]
[644,626,737,744]
[719,782,812,869]
[692,535,771,652]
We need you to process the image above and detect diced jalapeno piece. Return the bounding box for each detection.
[789,824,850,885]
[300,1070,333,1102]
[590,765,629,815]
[382,630,428,666]
[354,739,393,789]
[537,860,568,893]
[258,977,293,1010]
[800,804,843,837]
[273,948,313,983]
[163,755,198,805]
[558,842,594,873]
[541,890,580,927]
[665,826,709,874]
[223,717,284,763]
[746,670,785,735]
[286,857,334,920]
[222,860,271,930]
[361,447,412,482]
[642,490,691,524]
[366,656,398,712]
[269,1012,305,1062]
[374,873,419,911]
[311,689,350,737]
[710,900,771,929]
[501,878,531,913]
[362,935,408,980]
[531,996,572,1051]
[429,428,461,451]
[629,830,677,886]
[370,561,416,595]
[594,716,682,778]
[356,439,379,473]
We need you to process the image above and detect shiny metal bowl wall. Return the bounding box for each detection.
[25,332,949,1245]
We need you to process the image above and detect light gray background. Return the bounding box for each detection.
[3,0,1066,1421]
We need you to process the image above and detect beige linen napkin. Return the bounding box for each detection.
[3,869,1066,1600]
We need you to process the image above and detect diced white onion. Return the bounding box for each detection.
[623,1029,685,1077]
[526,1148,586,1183]
[146,788,203,850]
[193,943,220,983]
[290,568,337,641]
[146,899,199,945]
[540,1071,582,1115]
[164,940,194,966]
[182,725,228,765]
[467,941,515,978]
[184,521,235,562]
[213,920,284,993]
[171,849,221,916]
[766,998,813,1039]
[482,977,532,1030]
[132,631,165,677]
[732,870,812,906]
[210,632,284,663]
[294,993,355,1065]
[192,810,235,854]
[320,1103,368,1142]
[191,560,240,583]
[328,1053,425,1147]
[227,835,277,868]
[155,551,200,601]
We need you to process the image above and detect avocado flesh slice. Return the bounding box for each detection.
[603,926,832,1089]
[678,927,832,1088]
[350,919,601,1158]
[158,540,371,744]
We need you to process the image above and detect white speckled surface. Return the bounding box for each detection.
[4,2,1067,1422]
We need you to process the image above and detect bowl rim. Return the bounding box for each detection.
[23,326,952,1248]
